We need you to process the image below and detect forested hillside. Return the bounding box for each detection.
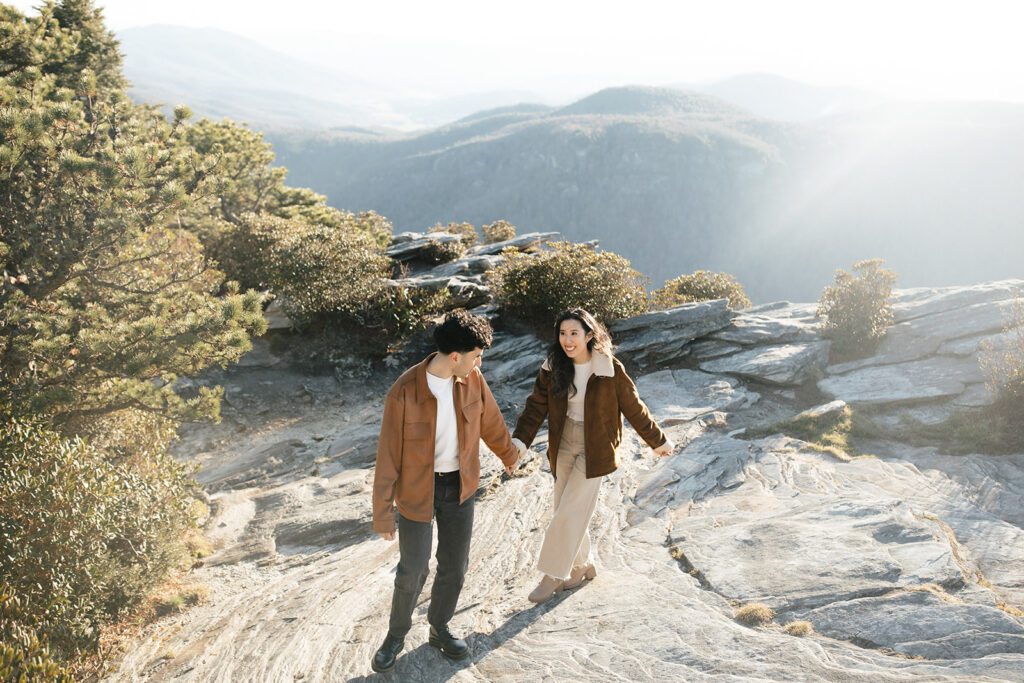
[269,92,1024,301]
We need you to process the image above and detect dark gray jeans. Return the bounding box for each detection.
[387,471,475,640]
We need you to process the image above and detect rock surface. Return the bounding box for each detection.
[107,281,1024,682]
[700,341,831,386]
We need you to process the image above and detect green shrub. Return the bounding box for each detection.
[347,210,394,250]
[979,296,1024,447]
[490,241,649,327]
[1,588,74,682]
[482,220,517,244]
[352,285,453,348]
[0,410,197,664]
[429,221,478,247]
[653,270,751,309]
[816,258,897,358]
[419,238,467,265]
[216,212,391,324]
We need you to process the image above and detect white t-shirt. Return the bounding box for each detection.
[566,359,593,421]
[426,372,459,473]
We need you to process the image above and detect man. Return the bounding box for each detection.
[371,310,523,674]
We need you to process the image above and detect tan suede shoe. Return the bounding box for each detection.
[528,575,564,603]
[563,563,597,590]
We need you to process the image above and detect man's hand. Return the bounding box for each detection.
[653,441,674,457]
[504,455,521,476]
[378,531,396,541]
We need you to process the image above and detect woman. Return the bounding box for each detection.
[511,308,674,603]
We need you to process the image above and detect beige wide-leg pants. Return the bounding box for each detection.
[536,418,602,580]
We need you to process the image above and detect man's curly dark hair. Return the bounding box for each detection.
[434,309,493,354]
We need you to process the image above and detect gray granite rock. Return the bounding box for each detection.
[797,399,848,419]
[635,369,759,426]
[482,332,548,388]
[659,436,964,612]
[687,339,743,360]
[891,280,1024,323]
[953,383,994,407]
[425,254,503,279]
[389,231,425,245]
[709,313,820,345]
[938,330,1012,357]
[384,231,464,262]
[699,341,831,386]
[790,590,1024,659]
[819,355,984,405]
[234,338,282,368]
[467,231,559,256]
[829,298,1019,373]
[262,297,292,330]
[611,300,734,366]
[381,275,491,309]
[743,300,820,320]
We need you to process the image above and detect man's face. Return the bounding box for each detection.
[451,347,483,379]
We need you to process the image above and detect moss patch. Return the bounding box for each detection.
[741,405,877,460]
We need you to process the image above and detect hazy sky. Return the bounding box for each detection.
[10,0,1024,102]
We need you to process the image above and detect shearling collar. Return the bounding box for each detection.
[541,349,615,377]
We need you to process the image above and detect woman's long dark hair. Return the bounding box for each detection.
[546,308,613,397]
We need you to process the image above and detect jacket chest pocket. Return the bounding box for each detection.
[461,400,481,424]
[461,400,481,443]
[403,421,432,461]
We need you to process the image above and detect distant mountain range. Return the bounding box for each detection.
[119,26,883,130]
[120,26,1024,302]
[676,73,885,122]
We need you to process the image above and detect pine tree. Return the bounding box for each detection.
[0,2,265,423]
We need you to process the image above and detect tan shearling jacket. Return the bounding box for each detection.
[372,353,519,533]
[512,350,668,479]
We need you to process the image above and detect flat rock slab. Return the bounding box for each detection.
[382,275,491,309]
[709,313,820,345]
[426,254,503,279]
[790,590,1024,659]
[385,231,464,261]
[466,231,559,256]
[797,399,848,419]
[829,298,1018,373]
[744,300,820,320]
[688,339,743,360]
[818,355,984,405]
[659,436,964,612]
[483,332,548,387]
[699,341,831,386]
[891,280,1024,323]
[635,368,760,426]
[612,300,734,367]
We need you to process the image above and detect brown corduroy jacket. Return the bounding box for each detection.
[512,350,668,479]
[372,353,520,534]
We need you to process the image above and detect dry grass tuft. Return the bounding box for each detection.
[184,527,214,560]
[734,602,775,626]
[155,583,209,617]
[997,602,1024,617]
[783,620,814,636]
[908,583,963,604]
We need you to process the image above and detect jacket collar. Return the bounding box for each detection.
[415,352,466,404]
[541,349,614,377]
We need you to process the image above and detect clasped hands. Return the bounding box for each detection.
[378,441,528,542]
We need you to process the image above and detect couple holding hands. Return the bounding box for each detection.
[370,308,675,673]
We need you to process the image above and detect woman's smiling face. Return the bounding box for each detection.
[559,318,593,363]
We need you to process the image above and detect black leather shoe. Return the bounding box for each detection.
[371,634,404,673]
[428,624,469,660]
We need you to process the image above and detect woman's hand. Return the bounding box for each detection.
[653,441,674,457]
